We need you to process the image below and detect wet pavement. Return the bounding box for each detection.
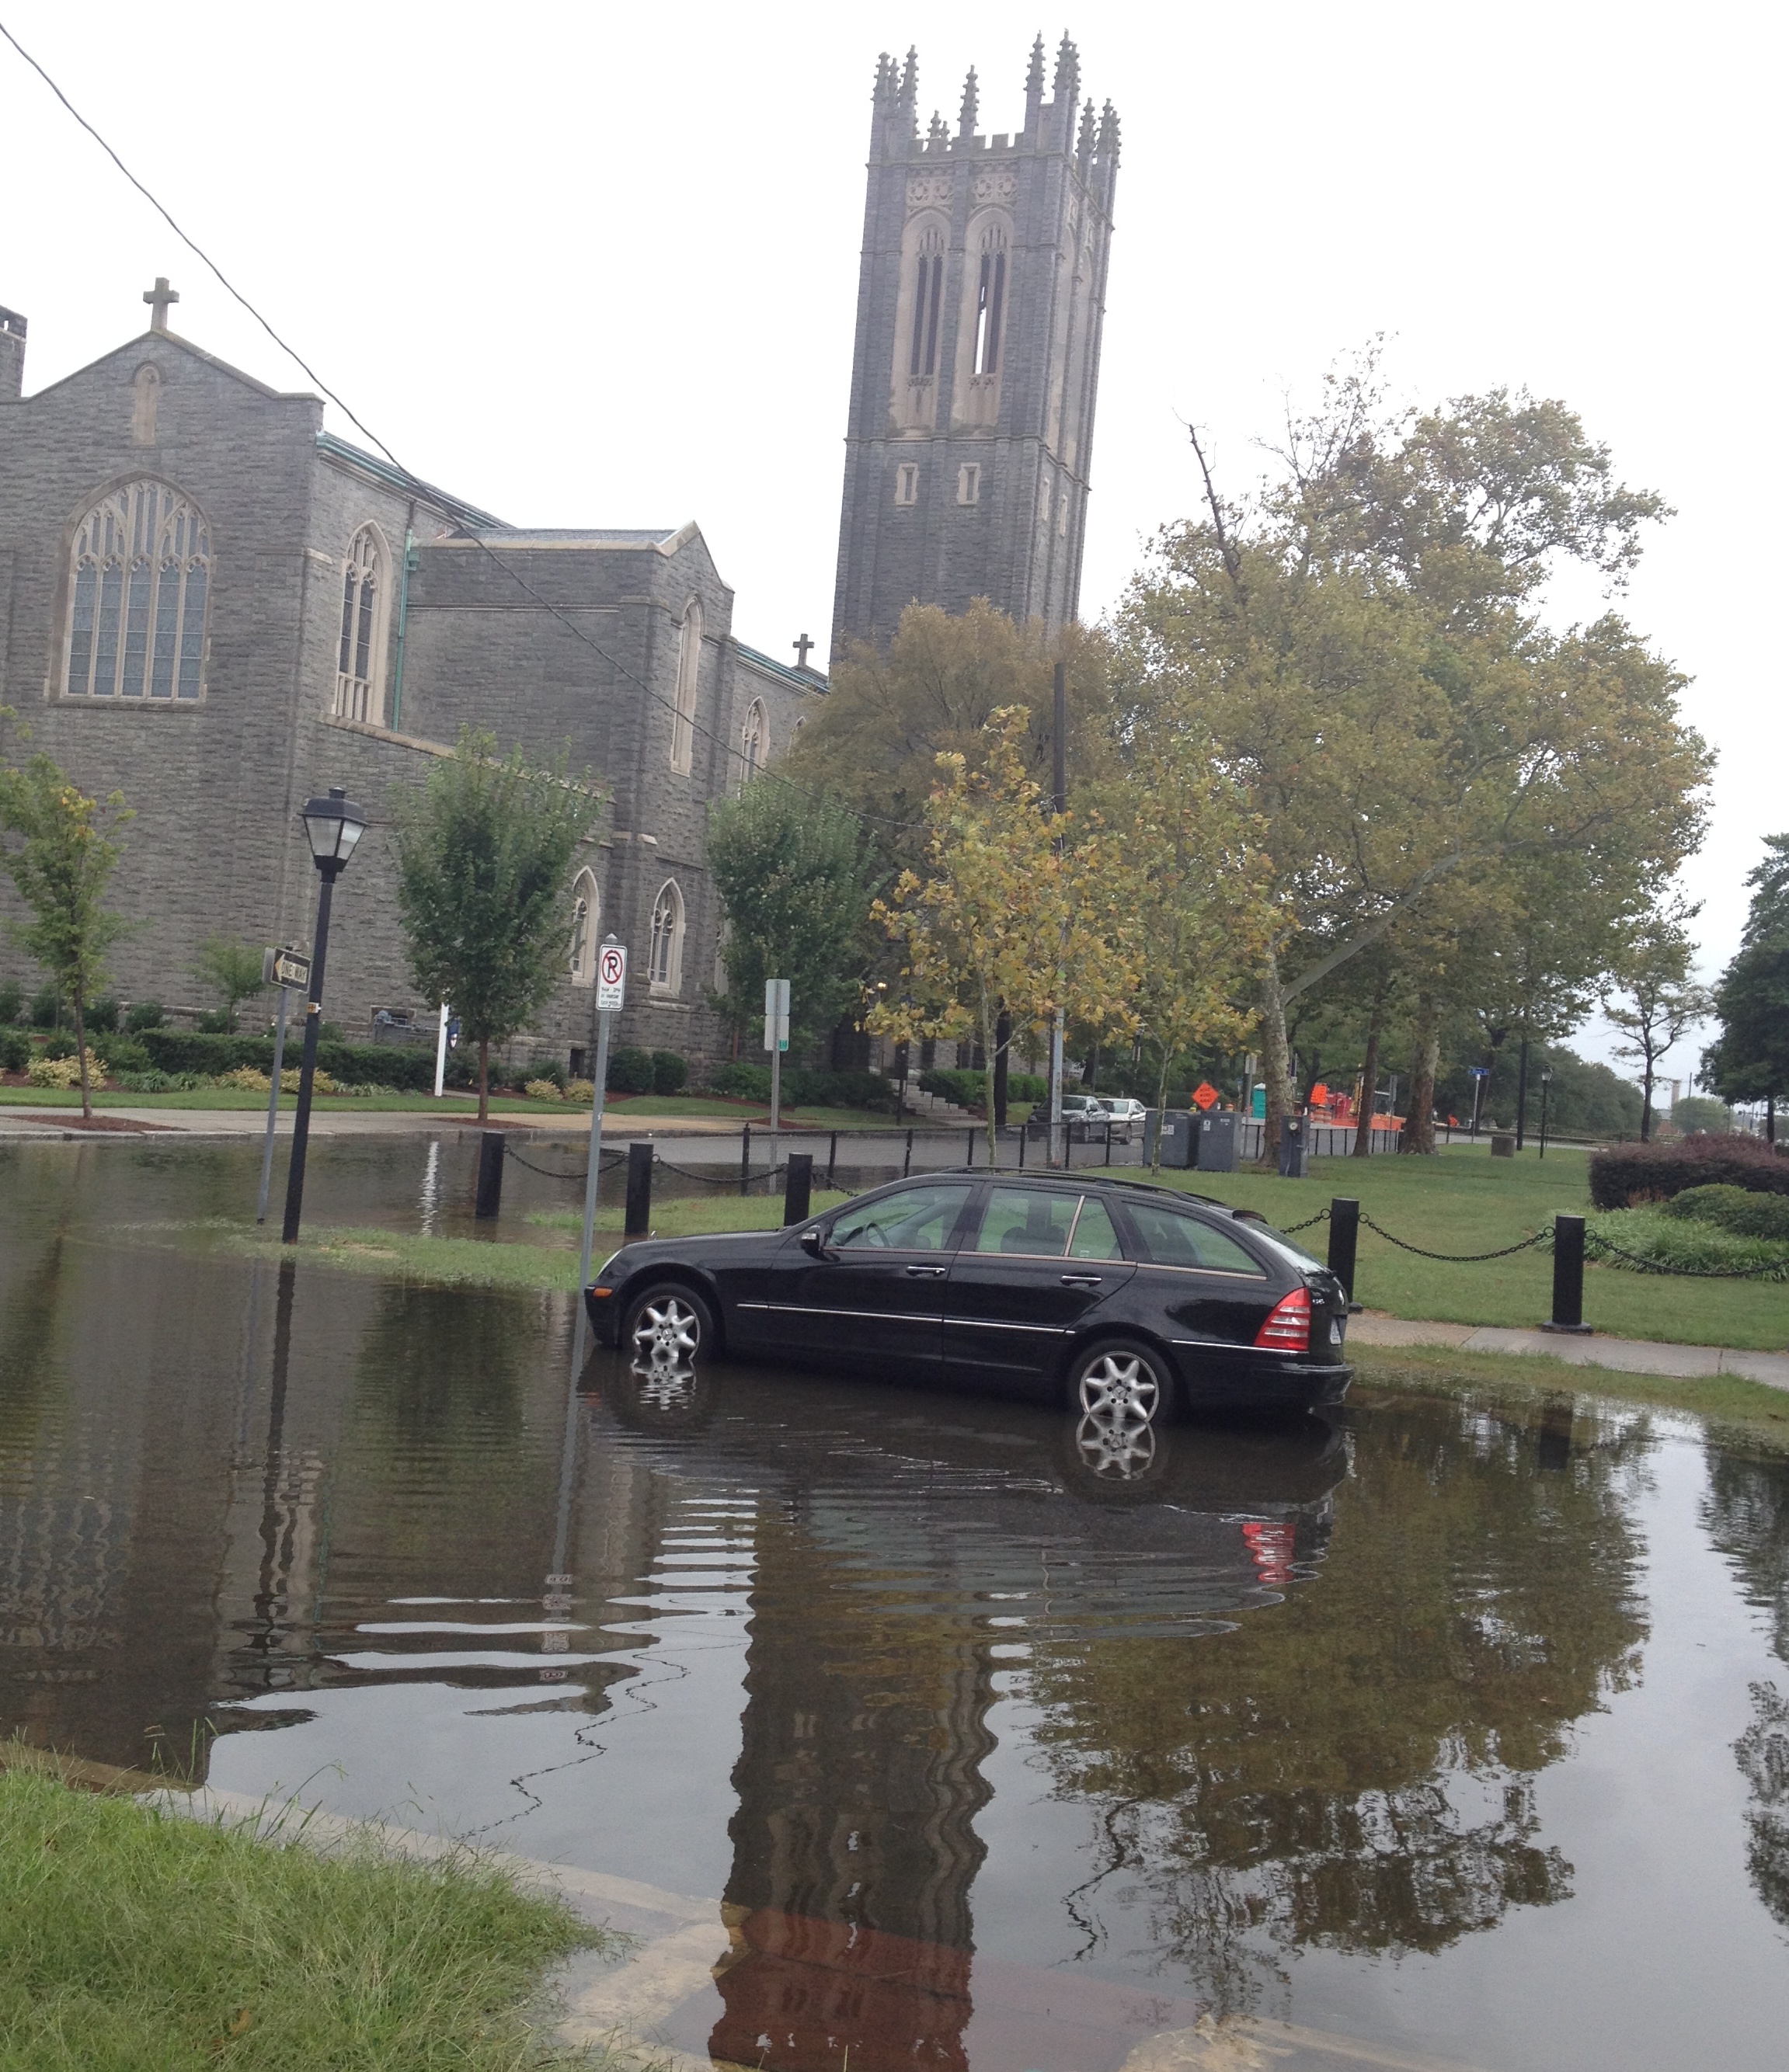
[4,1135,1789,2069]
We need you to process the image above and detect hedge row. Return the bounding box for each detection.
[706,1062,898,1111]
[917,1067,1049,1109]
[138,1027,439,1092]
[1664,1184,1789,1243]
[606,1048,688,1097]
[1588,1134,1789,1210]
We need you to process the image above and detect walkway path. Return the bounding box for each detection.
[1349,1312,1789,1390]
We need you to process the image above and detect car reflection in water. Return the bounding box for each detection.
[590,1340,1346,2072]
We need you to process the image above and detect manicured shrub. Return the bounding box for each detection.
[704,1062,896,1111]
[0,1029,30,1073]
[607,1046,655,1095]
[84,996,120,1035]
[1585,1207,1789,1281]
[1665,1184,1789,1243]
[917,1066,1047,1112]
[125,1000,166,1032]
[524,1078,565,1103]
[136,1027,436,1091]
[215,1066,273,1093]
[565,1077,595,1104]
[40,1032,75,1061]
[651,1050,689,1097]
[27,1055,85,1089]
[0,979,23,1024]
[1588,1135,1789,1209]
[524,1057,569,1093]
[112,1069,204,1093]
[28,985,61,1028]
[92,1034,151,1074]
[707,1062,771,1100]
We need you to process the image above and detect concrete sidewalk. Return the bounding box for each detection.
[1349,1312,1789,1391]
[0,1105,758,1142]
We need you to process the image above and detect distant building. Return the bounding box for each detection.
[0,295,823,1067]
[830,35,1119,656]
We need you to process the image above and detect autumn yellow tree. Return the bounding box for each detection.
[866,707,1141,1159]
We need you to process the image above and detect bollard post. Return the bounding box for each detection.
[625,1141,654,1238]
[475,1132,506,1220]
[1019,1121,1028,1167]
[967,1126,976,1168]
[1105,1118,1114,1166]
[740,1123,751,1197]
[827,1132,838,1187]
[1328,1197,1359,1302]
[785,1152,813,1227]
[903,1127,914,1178]
[1542,1213,1592,1333]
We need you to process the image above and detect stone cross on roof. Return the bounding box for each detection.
[792,633,815,670]
[143,277,179,332]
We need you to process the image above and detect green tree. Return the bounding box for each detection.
[0,729,134,1120]
[704,780,879,1055]
[866,709,1142,1159]
[1601,897,1713,1141]
[192,937,268,1032]
[1701,834,1789,1142]
[392,729,604,1122]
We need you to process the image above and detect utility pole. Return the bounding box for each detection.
[1049,661,1067,1170]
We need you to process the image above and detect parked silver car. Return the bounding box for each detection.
[1098,1097,1147,1144]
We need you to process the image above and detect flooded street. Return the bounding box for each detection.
[4,1138,1789,2069]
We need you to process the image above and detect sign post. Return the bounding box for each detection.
[764,978,790,1142]
[1467,1065,1489,1140]
[433,1001,451,1098]
[578,937,627,1298]
[256,945,310,1224]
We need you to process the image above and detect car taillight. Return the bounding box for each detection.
[1254,1287,1310,1352]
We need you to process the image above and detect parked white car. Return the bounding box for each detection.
[1098,1097,1147,1143]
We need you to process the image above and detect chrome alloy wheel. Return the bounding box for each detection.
[630,1295,703,1361]
[1076,1348,1163,1425]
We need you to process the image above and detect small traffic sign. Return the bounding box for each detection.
[764,976,790,1053]
[1192,1082,1220,1111]
[597,939,627,1013]
[266,945,311,993]
[1468,1066,1491,1079]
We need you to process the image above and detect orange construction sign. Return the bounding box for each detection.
[1192,1082,1220,1111]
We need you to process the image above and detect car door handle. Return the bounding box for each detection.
[1060,1274,1103,1288]
[904,1264,948,1278]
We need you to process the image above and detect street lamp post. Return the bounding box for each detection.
[1539,1066,1554,1160]
[281,787,367,1244]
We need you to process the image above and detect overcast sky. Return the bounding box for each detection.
[4,2,1780,1088]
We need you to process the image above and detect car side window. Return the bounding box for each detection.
[830,1183,969,1252]
[1067,1197,1123,1260]
[1125,1201,1266,1276]
[974,1186,1077,1256]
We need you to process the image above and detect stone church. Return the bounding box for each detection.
[0,34,1113,1074]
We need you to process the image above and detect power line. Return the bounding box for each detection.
[0,15,925,836]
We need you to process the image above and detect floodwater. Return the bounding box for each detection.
[4,1136,1789,2070]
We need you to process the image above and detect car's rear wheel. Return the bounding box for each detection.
[622,1283,715,1363]
[1067,1337,1175,1429]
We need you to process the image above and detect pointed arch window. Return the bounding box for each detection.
[649,878,686,995]
[569,867,600,984]
[972,227,1008,374]
[336,525,391,723]
[908,228,945,378]
[741,699,768,784]
[64,479,211,700]
[670,598,701,774]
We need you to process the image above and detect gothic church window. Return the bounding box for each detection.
[670,598,701,774]
[955,214,1011,428]
[335,525,390,723]
[741,700,768,784]
[892,216,946,429]
[908,235,944,378]
[972,235,1007,375]
[649,878,685,995]
[895,464,919,506]
[569,867,600,985]
[957,464,980,506]
[64,478,211,701]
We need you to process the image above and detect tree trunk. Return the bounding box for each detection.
[1399,993,1440,1156]
[1153,1048,1174,1172]
[980,990,1000,1166]
[1353,1009,1384,1158]
[993,1009,1011,1127]
[1081,1041,1100,1090]
[72,984,92,1122]
[1639,1053,1655,1141]
[478,1037,490,1125]
[1258,954,1292,1166]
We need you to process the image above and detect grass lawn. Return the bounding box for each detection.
[1091,1143,1789,1353]
[0,1085,902,1128]
[0,1753,611,2068]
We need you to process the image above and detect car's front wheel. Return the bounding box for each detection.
[1067,1337,1174,1429]
[622,1283,715,1364]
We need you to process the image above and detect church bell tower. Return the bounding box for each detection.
[830,35,1119,657]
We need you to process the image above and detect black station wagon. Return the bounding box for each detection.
[585,1173,1352,1426]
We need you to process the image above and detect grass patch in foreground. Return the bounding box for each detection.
[0,1758,609,2068]
[1094,1144,1787,1352]
[1350,1344,1789,1453]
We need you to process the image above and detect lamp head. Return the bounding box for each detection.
[301,786,367,871]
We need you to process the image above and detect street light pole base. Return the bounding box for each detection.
[1539,1321,1593,1335]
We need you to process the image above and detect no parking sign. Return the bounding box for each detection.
[597,940,627,1012]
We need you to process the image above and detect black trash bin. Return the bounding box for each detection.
[1155,1110,1196,1169]
[1278,1115,1308,1180]
[1196,1111,1239,1172]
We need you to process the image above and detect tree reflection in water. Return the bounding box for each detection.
[1024,1394,1652,2016]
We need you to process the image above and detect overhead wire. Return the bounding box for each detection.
[0,14,929,835]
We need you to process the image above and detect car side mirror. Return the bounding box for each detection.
[799,1226,826,1257]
